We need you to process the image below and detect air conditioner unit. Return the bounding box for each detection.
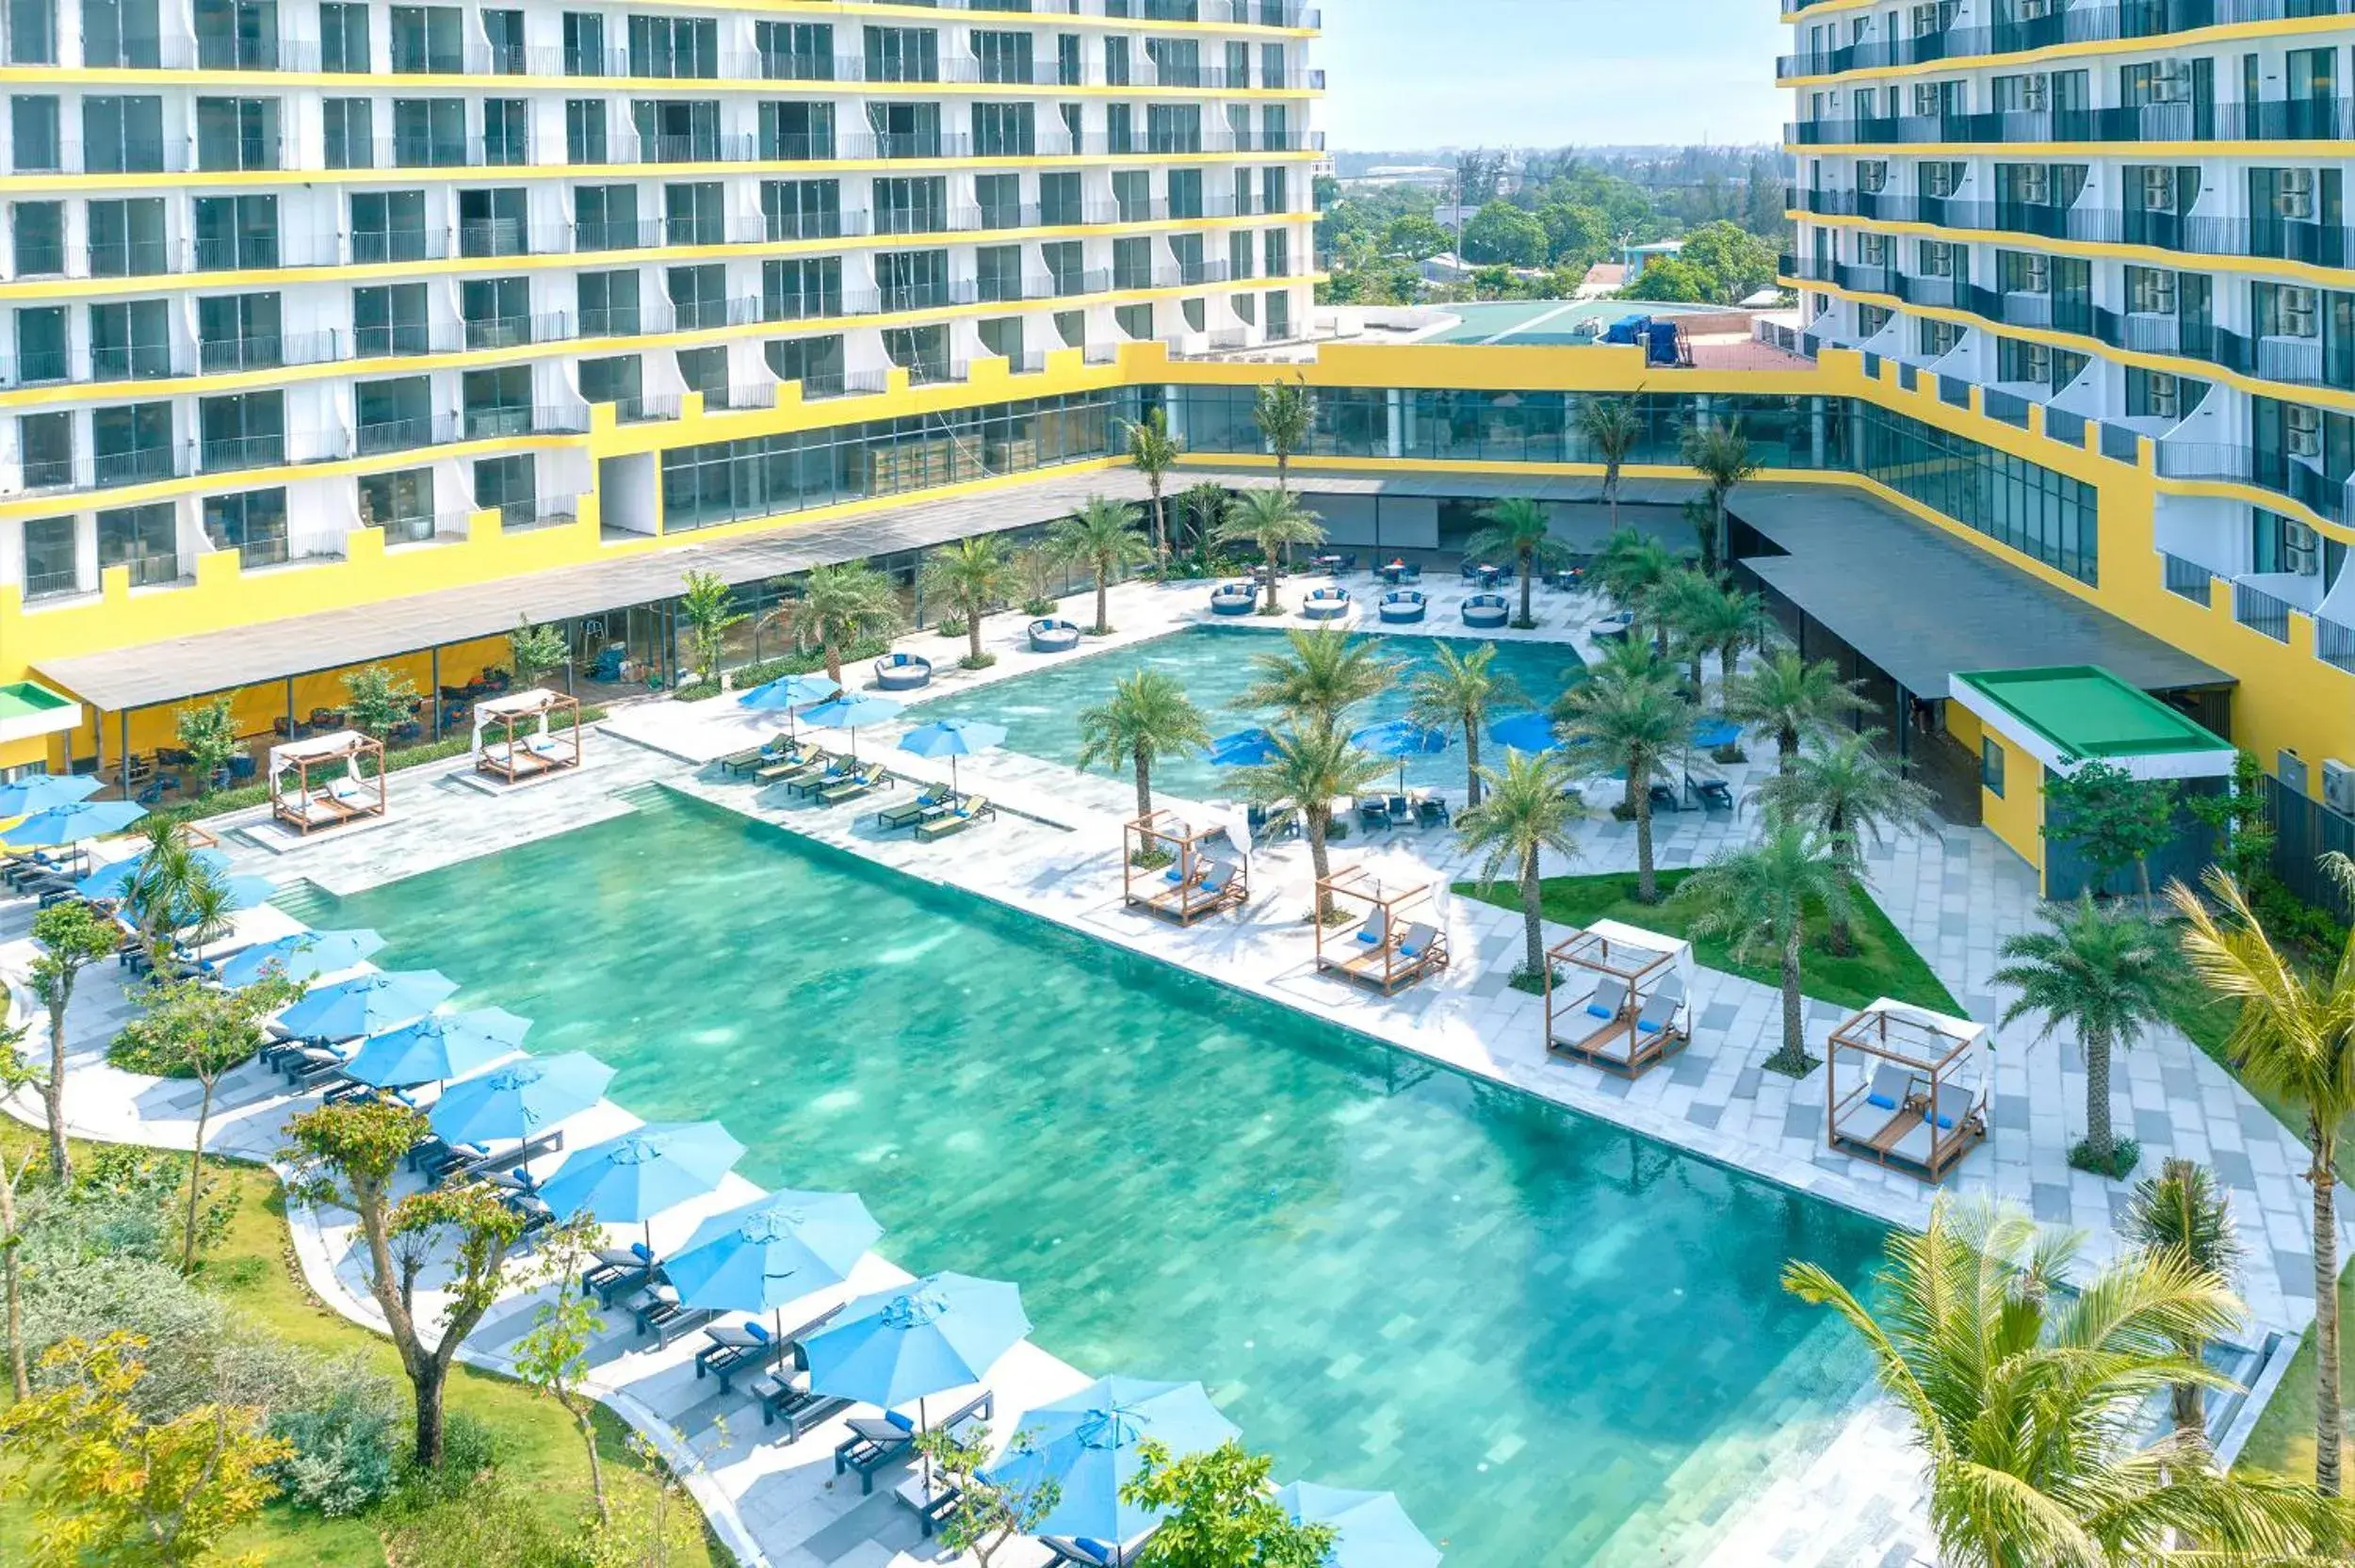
[2288,404,2323,456]
[2148,76,2183,104]
[2282,284,2320,335]
[2144,373,2180,418]
[2019,75,2050,112]
[2017,164,2050,202]
[2325,758,2355,817]
[2281,749,2311,798]
[2286,521,2323,574]
[1913,83,1942,116]
[2025,342,2054,380]
[2280,170,2316,218]
[2141,167,2175,209]
[2021,254,2050,291]
[1859,159,1888,193]
[2016,0,2053,16]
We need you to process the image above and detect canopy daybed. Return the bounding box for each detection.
[473,687,584,784]
[1826,997,1991,1181]
[269,730,387,835]
[1314,867,1448,994]
[1543,919,1694,1076]
[1123,809,1249,925]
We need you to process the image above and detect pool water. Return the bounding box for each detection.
[908,623,1587,803]
[313,789,1888,1567]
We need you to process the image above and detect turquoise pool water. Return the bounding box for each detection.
[315,789,1887,1567]
[909,623,1586,802]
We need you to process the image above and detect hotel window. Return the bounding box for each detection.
[1040,240,1083,295]
[1992,73,2049,113]
[971,29,1032,84]
[664,181,723,246]
[14,305,62,380]
[83,94,163,172]
[665,264,726,330]
[1857,159,1887,194]
[1266,290,1291,340]
[2256,282,2321,339]
[88,199,167,278]
[1167,168,1202,221]
[1857,232,1889,267]
[1263,167,1289,214]
[971,102,1035,157]
[1114,302,1152,340]
[5,0,52,62]
[85,0,161,71]
[1919,161,1963,199]
[758,102,831,160]
[480,7,524,72]
[864,100,938,158]
[1996,250,2049,294]
[1858,302,1892,336]
[11,201,61,274]
[92,403,173,493]
[763,333,841,392]
[194,194,275,269]
[565,99,607,163]
[761,179,838,241]
[2125,366,2185,419]
[1917,239,1957,276]
[2126,265,2176,315]
[1979,737,2005,797]
[352,283,429,356]
[980,315,1024,363]
[1105,36,1129,85]
[761,257,838,320]
[392,98,466,166]
[199,390,284,471]
[389,5,463,73]
[320,2,368,70]
[19,411,70,487]
[1039,172,1082,227]
[755,21,830,79]
[360,468,435,542]
[577,354,640,411]
[1112,236,1150,290]
[862,25,937,83]
[562,11,604,74]
[323,98,372,169]
[628,14,716,78]
[975,245,1021,303]
[1264,230,1290,278]
[1853,88,1877,121]
[575,184,637,250]
[95,502,178,586]
[202,486,288,567]
[873,175,946,237]
[22,515,76,597]
[577,268,637,335]
[1229,229,1254,282]
[877,249,948,313]
[90,298,171,379]
[1106,102,1132,154]
[482,98,528,166]
[8,95,56,171]
[1919,317,1963,356]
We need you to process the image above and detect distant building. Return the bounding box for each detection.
[1576,264,1630,299]
[1419,253,1480,285]
[1345,165,1454,191]
[1622,240,1686,278]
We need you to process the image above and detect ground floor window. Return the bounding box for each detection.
[1980,737,2006,797]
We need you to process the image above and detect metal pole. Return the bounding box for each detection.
[430,647,442,740]
[118,710,130,799]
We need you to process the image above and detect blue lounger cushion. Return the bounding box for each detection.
[885,1410,916,1432]
[1867,1090,1899,1109]
[1585,1003,1613,1020]
[1077,1542,1113,1563]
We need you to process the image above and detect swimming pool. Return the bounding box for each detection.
[313,789,1887,1566]
[908,623,1587,802]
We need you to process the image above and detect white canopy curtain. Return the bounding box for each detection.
[268,729,370,808]
[470,687,561,757]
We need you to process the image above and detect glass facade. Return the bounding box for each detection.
[1850,402,2100,585]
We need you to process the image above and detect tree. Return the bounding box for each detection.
[1617,255,1717,304]
[1553,653,1690,903]
[1123,1440,1335,1568]
[1077,669,1212,819]
[1588,527,1675,649]
[1459,201,1547,267]
[1123,410,1182,563]
[282,1101,528,1467]
[1212,489,1325,614]
[1012,543,1064,616]
[1382,214,1451,261]
[512,1223,617,1524]
[25,899,122,1185]
[1539,202,1609,269]
[1575,398,1645,531]
[1674,821,1851,1075]
[915,1421,1060,1568]
[2122,1157,2249,1442]
[1754,734,1937,954]
[1250,379,1313,496]
[1784,1198,2325,1568]
[2041,759,2182,912]
[1239,626,1395,729]
[1465,497,1570,628]
[171,699,240,796]
[2172,856,2355,1495]
[339,663,419,743]
[120,818,208,976]
[773,562,901,684]
[0,1142,32,1398]
[1723,649,1871,774]
[1679,420,1760,574]
[677,569,745,689]
[1457,751,1585,984]
[1678,219,1781,302]
[921,537,1015,670]
[1407,641,1522,809]
[1175,481,1230,558]
[508,618,570,688]
[1659,569,1762,701]
[1995,896,2177,1177]
[2186,749,2276,887]
[0,1333,291,1567]
[1237,721,1389,921]
[1048,496,1152,637]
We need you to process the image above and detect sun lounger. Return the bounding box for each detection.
[877,787,952,830]
[1356,797,1391,832]
[1647,781,1681,813]
[581,1243,654,1307]
[820,765,889,805]
[1415,796,1450,828]
[835,1389,993,1495]
[1044,1536,1135,1568]
[625,1281,719,1345]
[913,795,994,842]
[1694,776,1735,811]
[1634,972,1686,1037]
[1831,1064,1922,1152]
[1394,922,1444,973]
[752,1369,853,1439]
[700,1303,840,1396]
[758,750,826,786]
[502,1191,555,1251]
[785,759,853,797]
[1174,859,1246,919]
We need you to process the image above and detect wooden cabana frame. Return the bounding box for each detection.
[1543,919,1693,1076]
[473,687,584,784]
[1122,810,1249,925]
[1826,998,1990,1182]
[268,729,387,835]
[1313,866,1449,994]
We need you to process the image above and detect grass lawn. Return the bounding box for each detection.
[0,1131,725,1567]
[1454,867,1965,1016]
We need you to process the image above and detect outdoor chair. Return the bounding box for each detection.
[1356,797,1391,832]
[1694,776,1735,812]
[1647,782,1681,813]
[835,1389,993,1495]
[915,796,994,842]
[878,786,952,831]
[581,1244,655,1307]
[1416,796,1450,829]
[752,1370,852,1440]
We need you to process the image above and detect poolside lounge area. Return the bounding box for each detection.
[1543,921,1695,1078]
[269,730,389,835]
[1122,810,1250,925]
[1825,999,1991,1182]
[474,687,585,784]
[1314,868,1449,994]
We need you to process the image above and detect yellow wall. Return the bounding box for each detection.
[1975,729,2047,888]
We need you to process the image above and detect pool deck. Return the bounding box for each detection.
[4,567,2344,1568]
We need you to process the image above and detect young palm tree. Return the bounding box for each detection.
[1553,654,1690,904]
[1076,669,1212,819]
[771,562,901,684]
[1406,641,1523,810]
[920,536,1014,669]
[1252,378,1313,494]
[1785,1198,2323,1568]
[1237,720,1390,920]
[1465,497,1571,628]
[1212,489,1325,613]
[1754,734,1938,954]
[1994,895,2176,1175]
[1723,648,1871,774]
[1574,396,1644,530]
[1176,480,1229,558]
[1122,409,1182,562]
[1048,496,1152,636]
[1456,751,1585,982]
[123,817,202,966]
[1674,820,1850,1075]
[1659,570,1762,699]
[1240,626,1396,729]
[1680,420,1761,574]
[2122,1157,2249,1442]
[1589,527,1675,648]
[2173,855,2355,1496]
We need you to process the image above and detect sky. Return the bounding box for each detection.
[1315,0,1788,152]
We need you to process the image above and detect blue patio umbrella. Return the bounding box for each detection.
[275,969,456,1042]
[537,1122,746,1252]
[799,693,904,762]
[897,718,1005,794]
[0,774,99,817]
[344,1007,531,1089]
[216,928,385,990]
[1275,1482,1441,1568]
[138,873,278,944]
[665,1188,883,1340]
[1204,727,1280,768]
[804,1271,1030,1414]
[985,1378,1241,1549]
[1489,710,1563,755]
[739,671,844,740]
[6,799,145,846]
[1691,717,1742,752]
[429,1051,614,1147]
[77,847,231,902]
[1349,719,1451,793]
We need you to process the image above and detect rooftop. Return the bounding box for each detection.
[1953,666,2234,772]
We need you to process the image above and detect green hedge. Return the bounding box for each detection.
[674,639,895,701]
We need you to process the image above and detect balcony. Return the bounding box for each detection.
[2161,552,2214,606]
[1788,98,2355,148]
[1778,0,2340,79]
[2232,578,2297,641]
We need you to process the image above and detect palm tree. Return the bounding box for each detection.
[1575,396,1644,530]
[1553,654,1690,904]
[2173,856,2355,1496]
[1994,895,2176,1176]
[1077,669,1211,819]
[1659,570,1762,699]
[1252,378,1313,494]
[920,537,1014,669]
[1674,820,1850,1075]
[1212,489,1324,613]
[1785,1198,2324,1568]
[2122,1157,2249,1442]
[1680,420,1761,574]
[1048,497,1152,637]
[1240,626,1396,729]
[1123,409,1182,563]
[1465,497,1570,628]
[1237,720,1389,920]
[1176,480,1229,558]
[123,817,202,967]
[1407,641,1522,809]
[771,562,900,685]
[1456,751,1585,982]
[1754,734,1937,954]
[1723,648,1871,774]
[1589,528,1675,649]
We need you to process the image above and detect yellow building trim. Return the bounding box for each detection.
[1778,14,2355,88]
[1785,137,2355,157]
[1789,205,2355,291]
[0,65,1322,100]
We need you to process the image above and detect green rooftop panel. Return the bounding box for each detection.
[0,682,74,721]
[1956,666,2228,762]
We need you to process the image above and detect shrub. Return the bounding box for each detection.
[938,615,968,639]
[1023,596,1056,617]
[667,679,722,703]
[959,652,998,671]
[270,1383,404,1517]
[727,636,890,687]
[383,1470,579,1567]
[394,1411,503,1507]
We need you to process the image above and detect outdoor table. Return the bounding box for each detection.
[1379,561,1409,584]
[1475,563,1502,588]
[1313,554,1344,573]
